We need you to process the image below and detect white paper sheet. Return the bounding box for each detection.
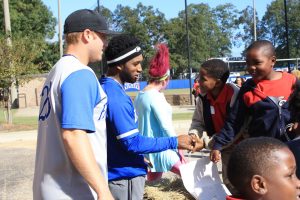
[179,157,231,200]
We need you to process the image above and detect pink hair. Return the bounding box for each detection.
[149,44,170,78]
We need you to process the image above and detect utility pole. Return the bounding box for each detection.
[97,0,104,76]
[184,0,193,105]
[97,0,101,13]
[58,0,63,57]
[253,0,257,41]
[284,0,291,72]
[3,0,14,123]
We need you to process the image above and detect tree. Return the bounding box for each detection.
[260,0,300,58]
[235,5,261,52]
[213,3,240,55]
[111,3,168,80]
[0,0,56,39]
[0,0,56,123]
[0,35,41,122]
[165,3,239,78]
[0,0,57,72]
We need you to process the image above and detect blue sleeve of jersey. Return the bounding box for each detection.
[213,89,247,150]
[61,69,100,132]
[107,95,178,153]
[121,134,178,154]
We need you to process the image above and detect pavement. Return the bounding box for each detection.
[0,105,205,200]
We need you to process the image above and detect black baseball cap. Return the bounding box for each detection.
[63,9,118,35]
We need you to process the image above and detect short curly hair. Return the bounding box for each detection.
[227,137,287,194]
[246,40,276,57]
[201,59,229,83]
[105,34,141,67]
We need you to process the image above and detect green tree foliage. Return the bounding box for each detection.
[165,3,239,78]
[0,0,56,39]
[110,3,168,79]
[235,5,260,51]
[0,35,41,87]
[260,0,300,58]
[0,0,57,72]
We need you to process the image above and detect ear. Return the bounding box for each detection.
[251,175,268,195]
[215,79,223,87]
[116,65,123,71]
[81,29,94,43]
[271,56,276,67]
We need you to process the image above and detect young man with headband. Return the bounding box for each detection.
[100,34,202,200]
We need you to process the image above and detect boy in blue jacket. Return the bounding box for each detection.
[288,81,300,178]
[211,40,297,163]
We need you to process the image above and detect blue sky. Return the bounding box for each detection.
[42,0,273,56]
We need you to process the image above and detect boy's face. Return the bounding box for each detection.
[263,147,300,200]
[246,47,276,81]
[119,54,143,84]
[198,68,218,93]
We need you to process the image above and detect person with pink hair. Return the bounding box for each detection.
[134,44,192,181]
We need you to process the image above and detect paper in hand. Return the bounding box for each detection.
[179,157,231,200]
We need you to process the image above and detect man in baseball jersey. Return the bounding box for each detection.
[100,34,202,200]
[33,9,117,200]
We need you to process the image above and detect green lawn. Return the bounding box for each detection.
[172,112,193,121]
[0,106,192,131]
[0,108,38,129]
[127,88,190,97]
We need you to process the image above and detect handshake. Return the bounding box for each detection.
[177,134,204,152]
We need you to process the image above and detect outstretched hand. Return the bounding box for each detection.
[287,122,300,135]
[191,134,204,152]
[177,134,204,152]
[210,150,221,163]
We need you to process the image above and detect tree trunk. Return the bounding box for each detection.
[6,88,12,124]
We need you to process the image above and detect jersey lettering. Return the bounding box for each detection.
[39,82,52,121]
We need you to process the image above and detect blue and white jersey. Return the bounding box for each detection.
[100,77,177,181]
[33,55,107,200]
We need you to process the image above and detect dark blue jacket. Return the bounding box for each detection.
[213,73,296,150]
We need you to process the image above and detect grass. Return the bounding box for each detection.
[172,112,193,121]
[127,89,190,97]
[0,108,38,131]
[0,104,192,132]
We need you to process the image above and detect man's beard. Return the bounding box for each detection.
[120,70,136,84]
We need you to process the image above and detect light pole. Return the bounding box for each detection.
[184,0,193,105]
[97,0,104,76]
[253,0,257,41]
[58,0,63,57]
[283,0,291,72]
[97,0,101,13]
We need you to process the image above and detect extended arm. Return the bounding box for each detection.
[188,96,206,137]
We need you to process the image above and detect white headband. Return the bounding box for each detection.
[107,46,142,64]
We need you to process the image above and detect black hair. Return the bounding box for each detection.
[289,81,300,122]
[246,40,276,57]
[105,34,141,67]
[227,137,287,194]
[201,59,229,83]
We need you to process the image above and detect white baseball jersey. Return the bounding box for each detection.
[33,55,107,200]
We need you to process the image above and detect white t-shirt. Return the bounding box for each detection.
[33,55,107,200]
